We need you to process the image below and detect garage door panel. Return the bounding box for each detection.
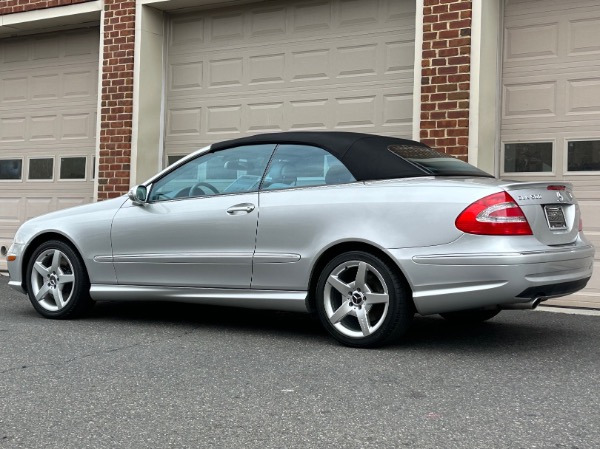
[502,1,600,307]
[165,83,413,145]
[505,0,600,17]
[1,111,96,146]
[0,198,21,224]
[0,28,99,269]
[504,21,559,62]
[503,81,557,119]
[56,196,90,211]
[167,33,413,99]
[24,197,54,221]
[567,78,600,115]
[568,16,600,55]
[0,72,97,111]
[1,42,98,70]
[168,0,412,54]
[1,76,28,103]
[0,116,26,142]
[166,0,414,156]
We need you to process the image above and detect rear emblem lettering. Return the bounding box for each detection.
[556,192,564,202]
[517,194,541,201]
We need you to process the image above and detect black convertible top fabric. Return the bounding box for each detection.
[210,131,430,181]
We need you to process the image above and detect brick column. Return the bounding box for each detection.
[420,0,472,160]
[0,0,94,15]
[97,0,135,200]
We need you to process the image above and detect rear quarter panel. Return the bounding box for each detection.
[252,179,501,290]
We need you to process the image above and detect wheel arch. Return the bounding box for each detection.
[20,232,86,292]
[306,241,414,314]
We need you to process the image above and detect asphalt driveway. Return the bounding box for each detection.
[1,276,599,449]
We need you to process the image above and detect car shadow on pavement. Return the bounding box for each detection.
[88,300,328,341]
[78,300,581,353]
[400,313,578,354]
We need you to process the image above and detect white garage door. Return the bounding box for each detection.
[165,0,415,163]
[501,0,600,307]
[0,28,99,267]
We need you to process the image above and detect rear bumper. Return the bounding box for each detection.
[389,236,595,315]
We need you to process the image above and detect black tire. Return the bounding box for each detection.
[315,251,413,348]
[440,309,501,324]
[25,240,93,319]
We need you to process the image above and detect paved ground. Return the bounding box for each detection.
[1,276,599,449]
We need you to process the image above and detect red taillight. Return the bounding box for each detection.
[456,192,533,235]
[547,185,566,191]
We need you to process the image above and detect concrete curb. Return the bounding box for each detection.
[537,306,600,317]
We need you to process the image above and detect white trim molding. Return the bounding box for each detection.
[0,1,101,36]
[412,0,424,142]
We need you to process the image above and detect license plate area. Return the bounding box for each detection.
[544,205,567,230]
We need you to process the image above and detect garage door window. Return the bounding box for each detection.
[60,157,87,180]
[0,159,22,180]
[504,142,553,173]
[28,158,54,180]
[167,155,186,166]
[567,140,600,172]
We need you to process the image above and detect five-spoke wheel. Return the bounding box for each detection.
[316,251,413,348]
[26,240,92,319]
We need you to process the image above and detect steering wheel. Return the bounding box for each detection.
[190,182,219,196]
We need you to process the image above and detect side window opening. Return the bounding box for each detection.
[388,144,493,177]
[262,144,355,191]
[148,144,276,202]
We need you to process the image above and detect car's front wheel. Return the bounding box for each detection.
[26,240,93,319]
[316,251,413,348]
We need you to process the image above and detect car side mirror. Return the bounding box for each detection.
[128,184,148,206]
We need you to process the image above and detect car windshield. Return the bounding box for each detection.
[387,144,493,177]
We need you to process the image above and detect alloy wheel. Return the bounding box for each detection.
[30,249,76,312]
[323,260,390,338]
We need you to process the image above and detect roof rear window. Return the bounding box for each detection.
[387,145,493,177]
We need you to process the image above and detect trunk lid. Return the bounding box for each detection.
[500,181,580,245]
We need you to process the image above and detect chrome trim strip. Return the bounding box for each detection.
[96,253,300,264]
[109,252,254,264]
[413,245,595,265]
[412,280,508,298]
[89,285,308,313]
[253,253,301,263]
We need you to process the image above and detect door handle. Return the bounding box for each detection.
[227,203,255,215]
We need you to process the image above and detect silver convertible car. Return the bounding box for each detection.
[6,132,595,347]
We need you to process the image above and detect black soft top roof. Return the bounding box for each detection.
[211,131,430,181]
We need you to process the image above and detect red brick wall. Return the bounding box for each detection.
[0,0,94,15]
[97,0,135,200]
[420,0,472,161]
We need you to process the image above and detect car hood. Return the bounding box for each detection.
[14,196,128,244]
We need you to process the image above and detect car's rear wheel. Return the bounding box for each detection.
[26,240,93,319]
[316,251,413,348]
[440,309,501,324]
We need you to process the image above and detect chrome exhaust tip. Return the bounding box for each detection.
[500,297,544,310]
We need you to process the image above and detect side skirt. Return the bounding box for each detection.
[89,284,309,313]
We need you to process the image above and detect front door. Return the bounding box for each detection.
[110,144,275,288]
